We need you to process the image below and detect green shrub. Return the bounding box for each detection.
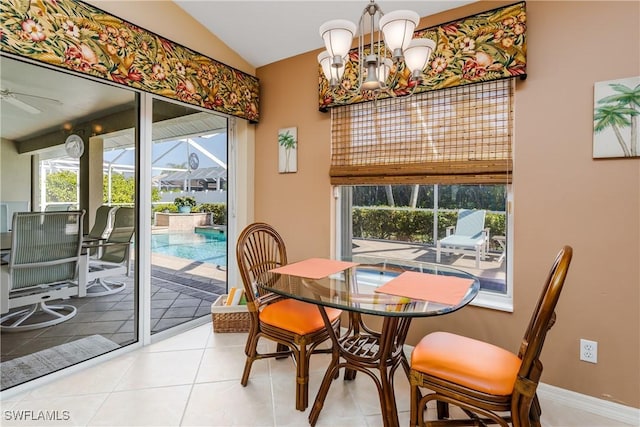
[174,196,197,208]
[352,207,506,248]
[199,203,227,225]
[153,203,178,213]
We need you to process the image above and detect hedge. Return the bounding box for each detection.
[353,207,505,249]
[152,202,227,225]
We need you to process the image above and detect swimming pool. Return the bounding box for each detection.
[151,229,227,266]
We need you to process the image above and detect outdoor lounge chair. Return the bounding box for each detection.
[0,210,85,331]
[86,205,118,241]
[85,205,118,258]
[0,204,8,233]
[84,207,134,297]
[45,203,75,211]
[436,209,489,268]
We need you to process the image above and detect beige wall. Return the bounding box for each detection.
[0,138,31,203]
[255,1,640,408]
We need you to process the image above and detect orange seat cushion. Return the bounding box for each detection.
[259,299,341,335]
[411,331,522,396]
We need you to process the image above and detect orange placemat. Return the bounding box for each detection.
[269,258,358,280]
[374,271,474,305]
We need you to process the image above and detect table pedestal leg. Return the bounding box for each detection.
[309,309,412,427]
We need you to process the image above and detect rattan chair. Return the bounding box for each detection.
[236,222,342,411]
[0,210,85,332]
[84,207,134,296]
[409,246,573,427]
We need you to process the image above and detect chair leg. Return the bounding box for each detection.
[275,342,289,359]
[241,333,260,387]
[410,384,418,427]
[529,394,542,426]
[0,302,76,332]
[436,400,450,419]
[86,277,126,297]
[296,344,309,411]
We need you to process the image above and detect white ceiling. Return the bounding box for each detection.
[0,1,475,143]
[175,1,477,68]
[0,56,134,142]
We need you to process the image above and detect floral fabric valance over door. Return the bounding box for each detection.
[319,2,526,110]
[1,0,260,122]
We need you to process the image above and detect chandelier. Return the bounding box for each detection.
[318,0,435,96]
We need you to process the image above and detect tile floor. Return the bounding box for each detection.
[1,265,223,364]
[0,323,633,427]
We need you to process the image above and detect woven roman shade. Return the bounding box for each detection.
[330,79,514,185]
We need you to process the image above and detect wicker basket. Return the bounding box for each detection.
[211,294,250,333]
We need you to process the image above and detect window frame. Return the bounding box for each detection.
[334,184,513,312]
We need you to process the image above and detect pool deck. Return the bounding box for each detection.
[351,238,506,292]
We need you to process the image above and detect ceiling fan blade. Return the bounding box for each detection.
[10,91,62,105]
[1,95,41,114]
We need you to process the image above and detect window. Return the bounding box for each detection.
[332,79,514,310]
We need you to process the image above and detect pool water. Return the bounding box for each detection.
[151,230,227,266]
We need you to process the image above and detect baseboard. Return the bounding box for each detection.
[538,382,640,426]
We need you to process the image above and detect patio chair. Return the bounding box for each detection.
[409,246,573,427]
[436,209,489,268]
[0,204,8,233]
[0,210,85,332]
[84,207,134,297]
[85,205,118,258]
[45,203,75,211]
[87,205,118,241]
[236,222,342,411]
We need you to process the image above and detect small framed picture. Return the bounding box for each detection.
[593,76,640,158]
[278,127,298,173]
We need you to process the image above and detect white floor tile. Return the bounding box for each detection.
[1,323,632,427]
[3,394,108,426]
[181,379,274,426]
[87,385,191,426]
[145,324,212,353]
[114,350,203,391]
[195,345,269,383]
[345,367,411,416]
[272,370,361,427]
[26,354,136,399]
[205,331,248,348]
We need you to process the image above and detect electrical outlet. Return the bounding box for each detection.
[580,339,598,363]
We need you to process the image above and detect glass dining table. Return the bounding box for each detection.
[262,256,480,427]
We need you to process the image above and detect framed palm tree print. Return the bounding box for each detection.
[278,127,298,173]
[593,76,640,158]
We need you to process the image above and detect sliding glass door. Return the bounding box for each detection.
[148,98,229,335]
[0,55,231,391]
[0,55,139,390]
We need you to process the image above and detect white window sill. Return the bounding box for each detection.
[470,291,513,312]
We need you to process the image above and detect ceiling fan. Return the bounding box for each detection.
[0,88,61,114]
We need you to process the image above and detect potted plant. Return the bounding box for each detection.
[174,196,197,213]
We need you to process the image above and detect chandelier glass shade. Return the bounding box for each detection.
[319,19,357,68]
[318,0,435,96]
[318,51,347,87]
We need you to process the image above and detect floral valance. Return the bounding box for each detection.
[1,0,260,122]
[319,2,526,110]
